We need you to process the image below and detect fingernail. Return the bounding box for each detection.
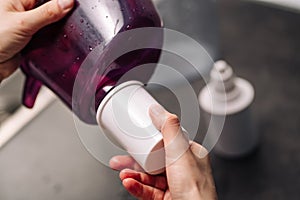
[149,104,166,119]
[149,104,168,129]
[109,157,120,166]
[121,169,135,174]
[58,0,74,9]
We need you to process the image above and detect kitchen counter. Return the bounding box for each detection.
[212,1,300,199]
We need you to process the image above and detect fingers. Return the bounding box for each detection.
[149,104,188,145]
[190,141,209,160]
[149,104,190,165]
[0,54,20,81]
[148,105,210,161]
[122,178,165,200]
[148,104,167,131]
[109,155,144,172]
[20,0,74,35]
[113,161,168,199]
[120,169,168,191]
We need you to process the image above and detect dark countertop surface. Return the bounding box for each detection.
[211,1,300,200]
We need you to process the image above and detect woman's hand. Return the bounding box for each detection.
[110,105,218,200]
[0,0,74,81]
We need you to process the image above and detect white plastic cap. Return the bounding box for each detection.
[199,61,255,115]
[96,81,165,175]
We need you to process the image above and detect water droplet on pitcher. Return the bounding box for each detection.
[89,46,93,51]
[106,16,108,18]
[114,19,120,35]
[76,57,80,61]
[126,25,131,29]
[63,34,67,38]
[80,19,84,23]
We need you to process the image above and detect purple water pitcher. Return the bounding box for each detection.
[21,0,162,124]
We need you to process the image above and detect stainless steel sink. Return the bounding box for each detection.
[0,0,219,199]
[0,71,24,122]
[0,98,133,200]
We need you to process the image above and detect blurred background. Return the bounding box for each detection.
[212,1,300,199]
[0,0,299,199]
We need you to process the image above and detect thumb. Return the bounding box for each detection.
[21,0,74,34]
[149,104,190,164]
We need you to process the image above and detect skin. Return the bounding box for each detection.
[110,105,218,200]
[0,0,74,82]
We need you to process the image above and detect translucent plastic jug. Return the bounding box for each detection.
[21,0,162,124]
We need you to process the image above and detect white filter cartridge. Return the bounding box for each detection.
[199,61,258,158]
[96,81,165,175]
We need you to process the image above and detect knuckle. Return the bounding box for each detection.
[165,114,180,126]
[10,14,33,34]
[16,18,26,27]
[15,16,29,31]
[42,5,59,20]
[161,113,181,136]
[192,142,209,159]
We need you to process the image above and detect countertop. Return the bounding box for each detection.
[211,1,300,200]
